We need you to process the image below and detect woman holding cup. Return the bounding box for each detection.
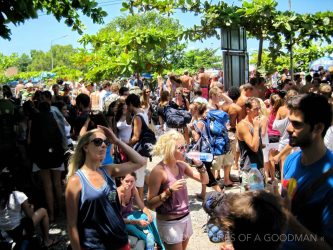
[147,130,209,250]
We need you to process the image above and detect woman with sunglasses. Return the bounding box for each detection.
[147,130,209,250]
[65,126,147,250]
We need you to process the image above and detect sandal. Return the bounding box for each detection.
[45,239,60,249]
[195,193,205,201]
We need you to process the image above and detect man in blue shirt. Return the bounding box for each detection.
[283,93,333,249]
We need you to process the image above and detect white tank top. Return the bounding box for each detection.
[117,120,132,143]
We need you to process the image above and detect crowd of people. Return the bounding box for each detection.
[0,66,332,250]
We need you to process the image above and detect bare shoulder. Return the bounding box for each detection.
[66,175,82,192]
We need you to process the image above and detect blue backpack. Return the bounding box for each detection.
[202,109,230,156]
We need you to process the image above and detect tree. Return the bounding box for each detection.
[79,12,186,80]
[173,48,222,73]
[17,53,32,72]
[0,0,107,40]
[28,44,77,71]
[122,0,333,75]
[250,42,333,74]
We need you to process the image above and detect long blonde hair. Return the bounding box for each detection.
[152,130,184,164]
[67,128,100,179]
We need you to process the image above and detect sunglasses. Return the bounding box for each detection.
[175,92,181,95]
[91,138,111,147]
[146,91,151,94]
[177,144,187,151]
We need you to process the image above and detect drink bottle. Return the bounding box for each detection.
[146,231,155,250]
[248,163,265,190]
[186,151,214,162]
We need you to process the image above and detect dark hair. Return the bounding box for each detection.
[223,191,287,250]
[125,93,141,108]
[119,87,129,96]
[89,111,109,129]
[53,100,66,111]
[228,87,241,101]
[305,74,312,82]
[76,93,90,109]
[160,91,170,103]
[287,93,332,137]
[193,87,202,96]
[39,101,51,113]
[41,90,52,101]
[245,97,260,109]
[270,94,284,114]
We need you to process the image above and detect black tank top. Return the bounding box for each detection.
[238,120,264,170]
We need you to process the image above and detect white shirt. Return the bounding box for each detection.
[117,120,132,143]
[325,126,333,152]
[0,191,27,230]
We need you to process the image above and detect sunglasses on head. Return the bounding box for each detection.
[91,138,111,147]
[177,144,187,151]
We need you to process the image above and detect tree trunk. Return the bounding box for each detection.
[257,37,264,68]
[290,41,294,80]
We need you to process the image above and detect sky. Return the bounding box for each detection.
[0,0,332,56]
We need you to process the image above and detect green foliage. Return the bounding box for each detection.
[17,53,32,72]
[173,48,222,73]
[0,0,107,40]
[250,42,333,74]
[52,66,82,80]
[27,45,77,71]
[0,53,19,70]
[79,12,186,81]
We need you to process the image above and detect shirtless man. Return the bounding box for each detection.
[198,67,210,99]
[209,73,220,89]
[221,87,243,171]
[236,83,255,120]
[180,70,193,92]
[15,80,25,99]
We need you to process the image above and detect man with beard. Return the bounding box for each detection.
[282,93,333,249]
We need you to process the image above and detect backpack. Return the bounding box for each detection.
[164,105,192,128]
[202,109,230,156]
[202,191,230,243]
[31,112,65,169]
[132,114,156,158]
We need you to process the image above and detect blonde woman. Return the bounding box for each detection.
[147,130,209,250]
[65,126,146,250]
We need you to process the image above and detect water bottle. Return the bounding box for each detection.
[145,230,155,250]
[186,151,214,162]
[248,163,265,190]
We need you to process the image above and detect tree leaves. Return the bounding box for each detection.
[0,0,107,40]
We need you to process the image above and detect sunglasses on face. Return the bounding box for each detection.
[175,92,181,95]
[177,144,187,151]
[146,91,151,94]
[91,138,111,147]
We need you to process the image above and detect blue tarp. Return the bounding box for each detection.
[309,56,333,71]
[5,72,56,87]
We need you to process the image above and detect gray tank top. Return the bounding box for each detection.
[156,162,189,216]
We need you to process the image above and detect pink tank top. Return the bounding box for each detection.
[268,110,280,137]
[156,162,189,216]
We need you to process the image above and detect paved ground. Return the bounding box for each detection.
[49,156,240,250]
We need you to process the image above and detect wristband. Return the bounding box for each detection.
[196,163,204,170]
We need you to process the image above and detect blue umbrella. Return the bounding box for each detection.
[309,56,333,71]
